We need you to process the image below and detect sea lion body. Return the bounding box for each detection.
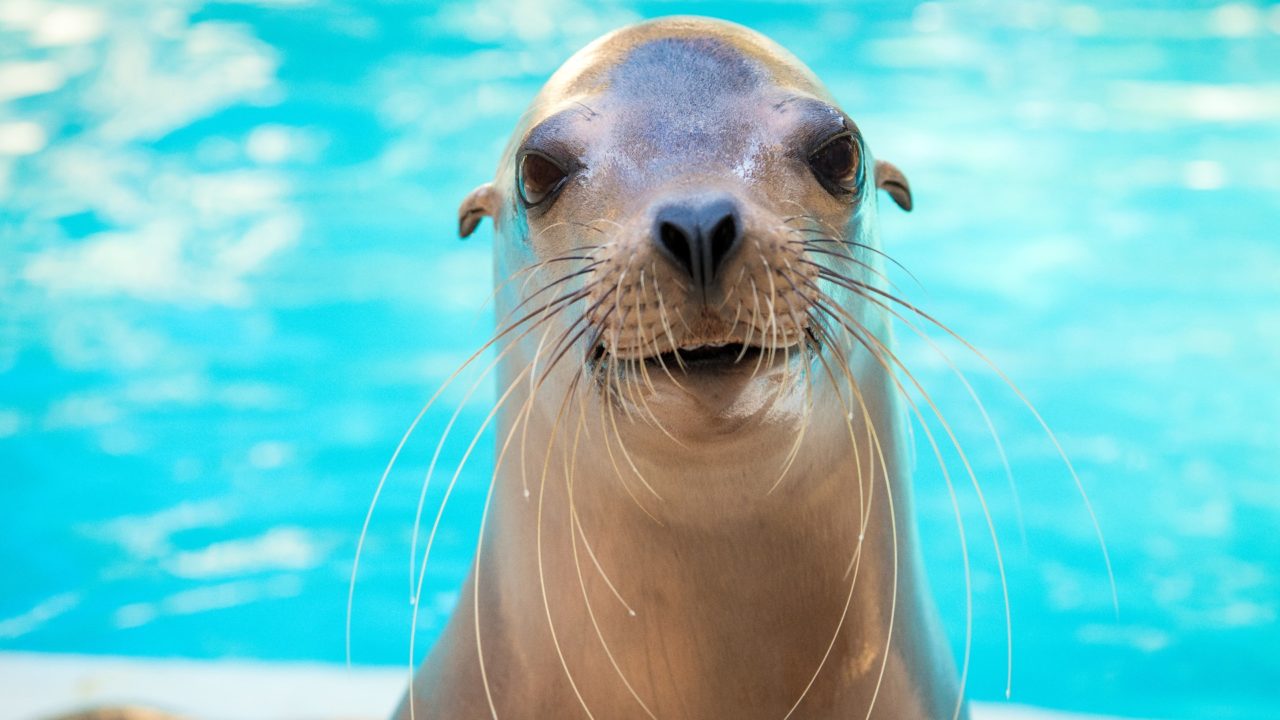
[399,17,962,719]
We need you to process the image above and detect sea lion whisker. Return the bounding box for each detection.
[533,286,623,392]
[862,280,1118,614]
[349,379,458,663]
[407,348,501,598]
[798,263,1090,556]
[623,269,664,415]
[407,291,591,595]
[496,263,603,329]
[807,299,975,720]
[643,323,690,396]
[780,326,887,720]
[473,358,556,720]
[631,357,690,449]
[632,268,661,393]
[747,277,769,376]
[566,401,659,719]
[811,283,1026,699]
[761,257,782,371]
[507,260,602,317]
[778,199,823,224]
[815,325,877,555]
[617,356,640,425]
[535,219,604,243]
[604,251,652,419]
[349,282,585,660]
[768,380,807,492]
[779,202,872,263]
[605,387,665,503]
[603,261,643,425]
[777,255,817,347]
[854,281,1029,550]
[713,262,750,314]
[789,241,905,296]
[502,249,604,302]
[533,220,571,239]
[766,274,813,494]
[586,217,625,232]
[734,279,760,365]
[601,258,637,415]
[727,299,745,346]
[801,302,927,720]
[485,286,595,359]
[516,324,559,499]
[795,339,817,454]
[783,279,885,543]
[535,369,599,720]
[777,203,905,272]
[868,416,902,720]
[536,312,599,391]
[409,358,534,603]
[406,360,536,720]
[566,219,608,234]
[487,259,595,319]
[597,392,664,518]
[571,509,639,614]
[795,230,926,292]
[623,272,690,445]
[808,270,1029,645]
[652,283,687,372]
[797,297,905,720]
[600,255,683,439]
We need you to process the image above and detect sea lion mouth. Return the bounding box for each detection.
[645,342,766,371]
[662,342,760,365]
[591,335,814,373]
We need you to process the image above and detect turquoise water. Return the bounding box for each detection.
[2,1,1278,718]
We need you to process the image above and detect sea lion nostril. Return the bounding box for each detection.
[659,221,695,279]
[707,213,738,281]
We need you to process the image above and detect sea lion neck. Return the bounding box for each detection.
[409,369,955,719]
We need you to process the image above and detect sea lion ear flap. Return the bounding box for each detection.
[458,183,499,238]
[874,160,913,212]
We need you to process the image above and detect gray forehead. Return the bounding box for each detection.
[603,38,771,161]
[519,37,849,181]
[609,37,764,102]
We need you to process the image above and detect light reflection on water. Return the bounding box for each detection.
[1,2,1278,718]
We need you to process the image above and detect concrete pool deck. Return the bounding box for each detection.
[0,652,1140,720]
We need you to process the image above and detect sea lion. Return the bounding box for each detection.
[396,16,963,720]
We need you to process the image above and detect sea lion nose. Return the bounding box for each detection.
[653,196,742,289]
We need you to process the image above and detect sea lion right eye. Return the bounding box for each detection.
[518,152,570,208]
[808,133,861,196]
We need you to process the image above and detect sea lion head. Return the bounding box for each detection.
[459,17,912,457]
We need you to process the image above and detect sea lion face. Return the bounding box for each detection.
[460,19,911,446]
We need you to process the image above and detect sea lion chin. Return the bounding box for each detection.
[396,16,966,720]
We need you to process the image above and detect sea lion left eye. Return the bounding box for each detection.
[518,152,569,207]
[808,134,859,192]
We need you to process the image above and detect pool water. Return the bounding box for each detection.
[2,1,1278,718]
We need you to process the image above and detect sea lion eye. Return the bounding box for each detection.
[518,151,570,207]
[808,134,860,194]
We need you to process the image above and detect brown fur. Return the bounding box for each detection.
[403,17,958,720]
